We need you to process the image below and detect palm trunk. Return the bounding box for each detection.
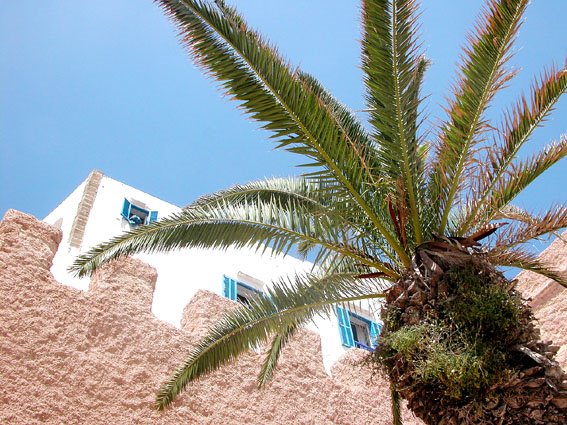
[376,248,567,424]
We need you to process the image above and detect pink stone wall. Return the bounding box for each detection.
[0,210,423,425]
[516,232,567,368]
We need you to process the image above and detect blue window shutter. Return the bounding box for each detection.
[369,321,382,347]
[148,210,158,223]
[336,306,355,348]
[121,199,131,220]
[229,278,237,300]
[223,276,237,301]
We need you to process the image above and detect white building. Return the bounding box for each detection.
[45,170,383,370]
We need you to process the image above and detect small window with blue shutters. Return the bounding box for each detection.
[223,275,263,307]
[336,306,382,351]
[121,198,158,226]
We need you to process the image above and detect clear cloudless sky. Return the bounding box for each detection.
[1,1,566,244]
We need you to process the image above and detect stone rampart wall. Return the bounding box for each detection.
[0,210,422,425]
[516,233,567,367]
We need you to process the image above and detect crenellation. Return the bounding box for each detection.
[3,209,566,424]
[89,257,157,311]
[180,289,239,337]
[1,209,62,271]
[0,209,424,424]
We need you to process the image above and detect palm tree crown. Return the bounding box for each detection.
[71,0,566,417]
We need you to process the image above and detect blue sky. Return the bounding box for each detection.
[1,0,566,229]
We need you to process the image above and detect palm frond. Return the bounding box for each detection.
[458,66,567,233]
[431,0,528,234]
[391,382,403,425]
[296,71,383,193]
[157,0,409,264]
[155,271,387,409]
[489,248,567,288]
[479,136,567,221]
[495,205,567,242]
[189,177,339,214]
[191,176,404,265]
[491,205,567,251]
[362,0,426,244]
[406,57,429,141]
[407,57,431,238]
[71,193,397,278]
[257,323,298,388]
[316,252,392,280]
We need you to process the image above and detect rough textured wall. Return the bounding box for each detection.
[516,231,567,368]
[0,210,423,425]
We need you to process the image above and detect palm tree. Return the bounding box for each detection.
[71,0,567,423]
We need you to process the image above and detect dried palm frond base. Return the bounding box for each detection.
[375,251,567,424]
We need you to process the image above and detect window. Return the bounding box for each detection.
[121,199,158,226]
[222,275,263,307]
[336,306,382,351]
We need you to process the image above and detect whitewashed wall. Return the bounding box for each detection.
[44,173,382,371]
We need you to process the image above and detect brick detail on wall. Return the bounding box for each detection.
[68,170,103,249]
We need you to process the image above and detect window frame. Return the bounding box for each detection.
[121,198,158,226]
[222,275,264,307]
[336,306,382,351]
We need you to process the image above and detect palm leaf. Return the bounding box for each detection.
[431,0,528,234]
[362,0,425,244]
[489,248,567,288]
[296,71,383,194]
[406,57,432,239]
[391,382,403,425]
[479,136,567,222]
[71,190,397,278]
[257,323,298,388]
[189,177,339,215]
[495,205,567,244]
[155,272,387,409]
[491,205,567,251]
[458,66,567,233]
[157,0,409,264]
[189,177,400,265]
